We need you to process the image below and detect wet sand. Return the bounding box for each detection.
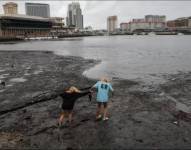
[0,51,191,149]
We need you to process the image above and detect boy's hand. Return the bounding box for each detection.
[88,93,92,102]
[111,91,114,97]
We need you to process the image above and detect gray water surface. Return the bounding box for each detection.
[0,35,191,82]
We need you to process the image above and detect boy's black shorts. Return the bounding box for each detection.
[97,102,108,108]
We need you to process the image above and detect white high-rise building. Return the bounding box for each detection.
[66,2,83,29]
[25,3,50,18]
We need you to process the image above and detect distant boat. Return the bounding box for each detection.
[148,32,156,36]
[177,32,184,35]
[155,32,177,35]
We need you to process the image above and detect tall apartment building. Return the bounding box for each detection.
[66,2,83,29]
[25,3,50,18]
[107,16,118,33]
[3,2,18,15]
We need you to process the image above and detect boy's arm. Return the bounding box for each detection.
[79,86,92,91]
[75,91,91,99]
[109,84,114,97]
[109,84,114,92]
[92,82,99,88]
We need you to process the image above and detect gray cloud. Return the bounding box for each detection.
[0,1,191,29]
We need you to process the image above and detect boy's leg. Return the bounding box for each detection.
[103,102,108,120]
[96,102,102,119]
[68,111,73,123]
[58,112,65,126]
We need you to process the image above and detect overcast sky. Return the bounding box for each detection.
[0,1,191,29]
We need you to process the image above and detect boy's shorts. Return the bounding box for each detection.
[97,102,108,108]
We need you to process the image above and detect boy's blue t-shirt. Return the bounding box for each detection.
[93,81,113,102]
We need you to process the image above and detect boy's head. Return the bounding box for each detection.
[66,86,81,93]
[101,77,109,83]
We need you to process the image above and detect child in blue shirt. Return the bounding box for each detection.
[92,77,114,121]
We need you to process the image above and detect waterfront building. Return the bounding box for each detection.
[145,15,166,22]
[166,20,176,30]
[66,2,83,29]
[49,17,65,37]
[107,16,118,33]
[120,23,129,31]
[25,3,50,18]
[167,17,191,30]
[84,26,93,32]
[0,14,52,38]
[132,18,145,23]
[50,17,65,28]
[3,2,18,15]
[129,21,165,32]
[128,15,166,32]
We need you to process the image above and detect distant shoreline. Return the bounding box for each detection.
[1,32,191,42]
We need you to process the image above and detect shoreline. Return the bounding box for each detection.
[1,51,191,149]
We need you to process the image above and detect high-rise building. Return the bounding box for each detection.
[66,2,83,29]
[107,16,118,33]
[25,3,50,18]
[3,2,18,15]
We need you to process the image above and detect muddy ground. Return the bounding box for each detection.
[0,51,191,149]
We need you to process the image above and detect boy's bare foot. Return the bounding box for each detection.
[103,117,109,121]
[96,115,102,121]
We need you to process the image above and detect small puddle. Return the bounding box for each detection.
[10,78,27,83]
[26,66,31,70]
[33,70,43,75]
[0,69,5,72]
[0,73,9,79]
[0,75,5,79]
[0,89,5,93]
[6,84,13,87]
[24,73,30,76]
[1,100,10,104]
[166,95,191,113]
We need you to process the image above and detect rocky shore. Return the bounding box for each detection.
[0,51,191,149]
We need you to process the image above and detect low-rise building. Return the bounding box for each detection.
[0,14,52,38]
[129,20,165,32]
[145,15,166,23]
[50,17,64,28]
[120,23,129,31]
[128,15,166,32]
[167,17,191,30]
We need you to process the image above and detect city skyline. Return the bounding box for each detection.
[0,1,191,29]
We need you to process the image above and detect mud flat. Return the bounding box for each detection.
[0,51,191,149]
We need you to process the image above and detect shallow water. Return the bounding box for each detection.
[10,78,27,83]
[0,35,191,81]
